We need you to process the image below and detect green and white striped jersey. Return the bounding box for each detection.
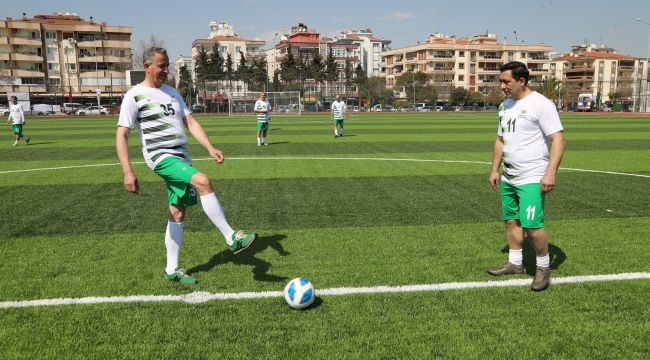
[254,100,270,122]
[118,84,192,170]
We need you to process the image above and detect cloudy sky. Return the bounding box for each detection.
[13,0,650,60]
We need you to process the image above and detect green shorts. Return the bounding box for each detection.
[257,121,269,132]
[500,181,545,229]
[153,156,199,207]
[333,118,344,126]
[12,124,23,135]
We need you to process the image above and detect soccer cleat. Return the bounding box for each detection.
[13,142,18,146]
[264,142,269,146]
[228,230,258,254]
[487,261,524,276]
[339,133,343,137]
[164,268,197,285]
[531,267,551,291]
[25,137,30,145]
[334,134,339,138]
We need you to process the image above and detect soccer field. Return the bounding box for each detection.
[1,112,649,359]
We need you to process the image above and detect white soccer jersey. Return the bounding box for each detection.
[254,100,269,122]
[118,84,192,170]
[331,100,346,119]
[497,91,564,186]
[8,104,24,125]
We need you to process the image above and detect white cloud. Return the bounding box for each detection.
[383,11,416,22]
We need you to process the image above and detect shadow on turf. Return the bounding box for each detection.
[188,234,290,282]
[500,242,566,275]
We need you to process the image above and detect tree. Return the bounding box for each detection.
[251,57,268,91]
[309,49,324,93]
[485,91,504,106]
[235,51,250,89]
[208,43,224,84]
[449,87,469,106]
[534,76,563,106]
[177,65,192,104]
[279,47,297,85]
[360,76,387,106]
[194,46,210,105]
[344,59,354,94]
[324,47,338,95]
[132,35,165,70]
[225,53,234,92]
[354,63,367,90]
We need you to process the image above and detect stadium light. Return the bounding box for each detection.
[636,18,650,112]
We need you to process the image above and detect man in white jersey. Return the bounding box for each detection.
[254,92,270,146]
[487,61,565,291]
[331,95,346,137]
[7,96,30,146]
[116,47,257,286]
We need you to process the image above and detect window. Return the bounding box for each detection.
[459,63,465,70]
[30,31,41,39]
[65,48,75,56]
[22,77,44,85]
[65,63,76,71]
[48,78,61,86]
[47,47,59,55]
[459,51,465,57]
[520,52,526,58]
[48,63,60,71]
[459,75,464,81]
[45,32,57,40]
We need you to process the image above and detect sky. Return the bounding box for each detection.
[12,0,650,61]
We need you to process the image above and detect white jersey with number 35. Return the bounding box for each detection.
[497,91,563,186]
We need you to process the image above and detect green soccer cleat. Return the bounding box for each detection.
[228,230,258,254]
[164,268,197,285]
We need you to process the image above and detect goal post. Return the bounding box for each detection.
[227,91,302,116]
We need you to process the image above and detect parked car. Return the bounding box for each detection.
[191,104,206,113]
[420,105,435,112]
[347,105,360,112]
[0,106,8,116]
[76,106,108,115]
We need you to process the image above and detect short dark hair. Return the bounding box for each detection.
[500,61,529,85]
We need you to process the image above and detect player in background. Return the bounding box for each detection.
[487,61,565,292]
[331,94,346,137]
[116,47,257,286]
[7,96,30,146]
[254,92,270,146]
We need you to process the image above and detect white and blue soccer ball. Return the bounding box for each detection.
[283,277,315,309]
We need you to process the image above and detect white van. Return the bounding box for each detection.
[63,103,83,114]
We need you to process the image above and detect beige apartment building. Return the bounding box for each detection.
[190,21,265,101]
[381,33,553,102]
[549,44,646,111]
[0,13,132,103]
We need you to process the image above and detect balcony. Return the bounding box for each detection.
[11,53,43,62]
[104,55,131,63]
[0,53,9,60]
[0,69,10,76]
[12,69,45,77]
[479,67,500,73]
[77,39,103,48]
[9,36,42,46]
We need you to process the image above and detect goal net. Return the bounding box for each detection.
[227,91,302,116]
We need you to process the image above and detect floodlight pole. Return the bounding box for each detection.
[636,18,650,112]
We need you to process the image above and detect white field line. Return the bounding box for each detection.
[0,156,649,178]
[1,272,649,310]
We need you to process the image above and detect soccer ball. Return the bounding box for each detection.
[283,277,315,309]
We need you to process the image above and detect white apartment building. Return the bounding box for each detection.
[381,33,553,101]
[336,28,391,77]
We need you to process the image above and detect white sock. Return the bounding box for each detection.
[261,137,265,144]
[509,249,523,266]
[339,128,343,135]
[164,221,184,275]
[257,137,261,145]
[536,254,550,268]
[334,129,338,135]
[200,192,235,244]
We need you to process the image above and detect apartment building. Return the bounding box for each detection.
[190,21,265,98]
[381,33,553,101]
[0,12,132,103]
[335,28,391,77]
[549,44,645,110]
[269,23,362,97]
